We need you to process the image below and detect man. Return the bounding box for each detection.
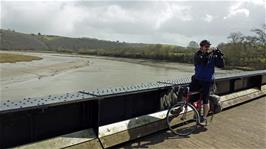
[190,40,224,125]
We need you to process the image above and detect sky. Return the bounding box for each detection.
[1,0,265,46]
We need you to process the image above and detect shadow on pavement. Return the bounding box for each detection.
[113,117,208,149]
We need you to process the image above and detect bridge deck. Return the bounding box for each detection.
[115,96,266,149]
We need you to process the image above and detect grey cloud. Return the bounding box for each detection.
[1,1,265,46]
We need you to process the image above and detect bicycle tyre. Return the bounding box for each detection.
[166,102,200,136]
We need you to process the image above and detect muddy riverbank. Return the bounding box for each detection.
[0,51,242,101]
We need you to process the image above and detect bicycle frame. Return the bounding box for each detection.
[181,91,202,120]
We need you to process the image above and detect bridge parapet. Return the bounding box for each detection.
[1,70,266,148]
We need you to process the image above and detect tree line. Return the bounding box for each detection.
[75,25,265,70]
[218,25,266,70]
[1,25,265,70]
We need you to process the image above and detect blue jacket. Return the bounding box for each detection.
[194,50,224,82]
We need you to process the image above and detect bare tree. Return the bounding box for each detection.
[227,32,243,43]
[251,24,266,46]
[242,35,257,47]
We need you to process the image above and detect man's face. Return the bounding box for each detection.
[202,45,210,53]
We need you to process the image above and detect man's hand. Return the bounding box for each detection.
[213,48,224,57]
[213,48,225,68]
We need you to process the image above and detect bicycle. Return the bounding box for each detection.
[163,84,206,136]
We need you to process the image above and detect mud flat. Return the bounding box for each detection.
[0,51,242,101]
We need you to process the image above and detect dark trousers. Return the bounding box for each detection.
[189,77,213,104]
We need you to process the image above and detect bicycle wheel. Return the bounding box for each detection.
[166,102,200,136]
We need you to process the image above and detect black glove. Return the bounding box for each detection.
[213,48,224,57]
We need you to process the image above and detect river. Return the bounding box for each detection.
[0,51,242,101]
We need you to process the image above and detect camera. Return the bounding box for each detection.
[212,48,224,57]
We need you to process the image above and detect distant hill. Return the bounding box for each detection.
[1,29,48,50]
[0,29,156,51]
[1,28,265,71]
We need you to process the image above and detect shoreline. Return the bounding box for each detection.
[0,50,251,71]
[1,50,246,73]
